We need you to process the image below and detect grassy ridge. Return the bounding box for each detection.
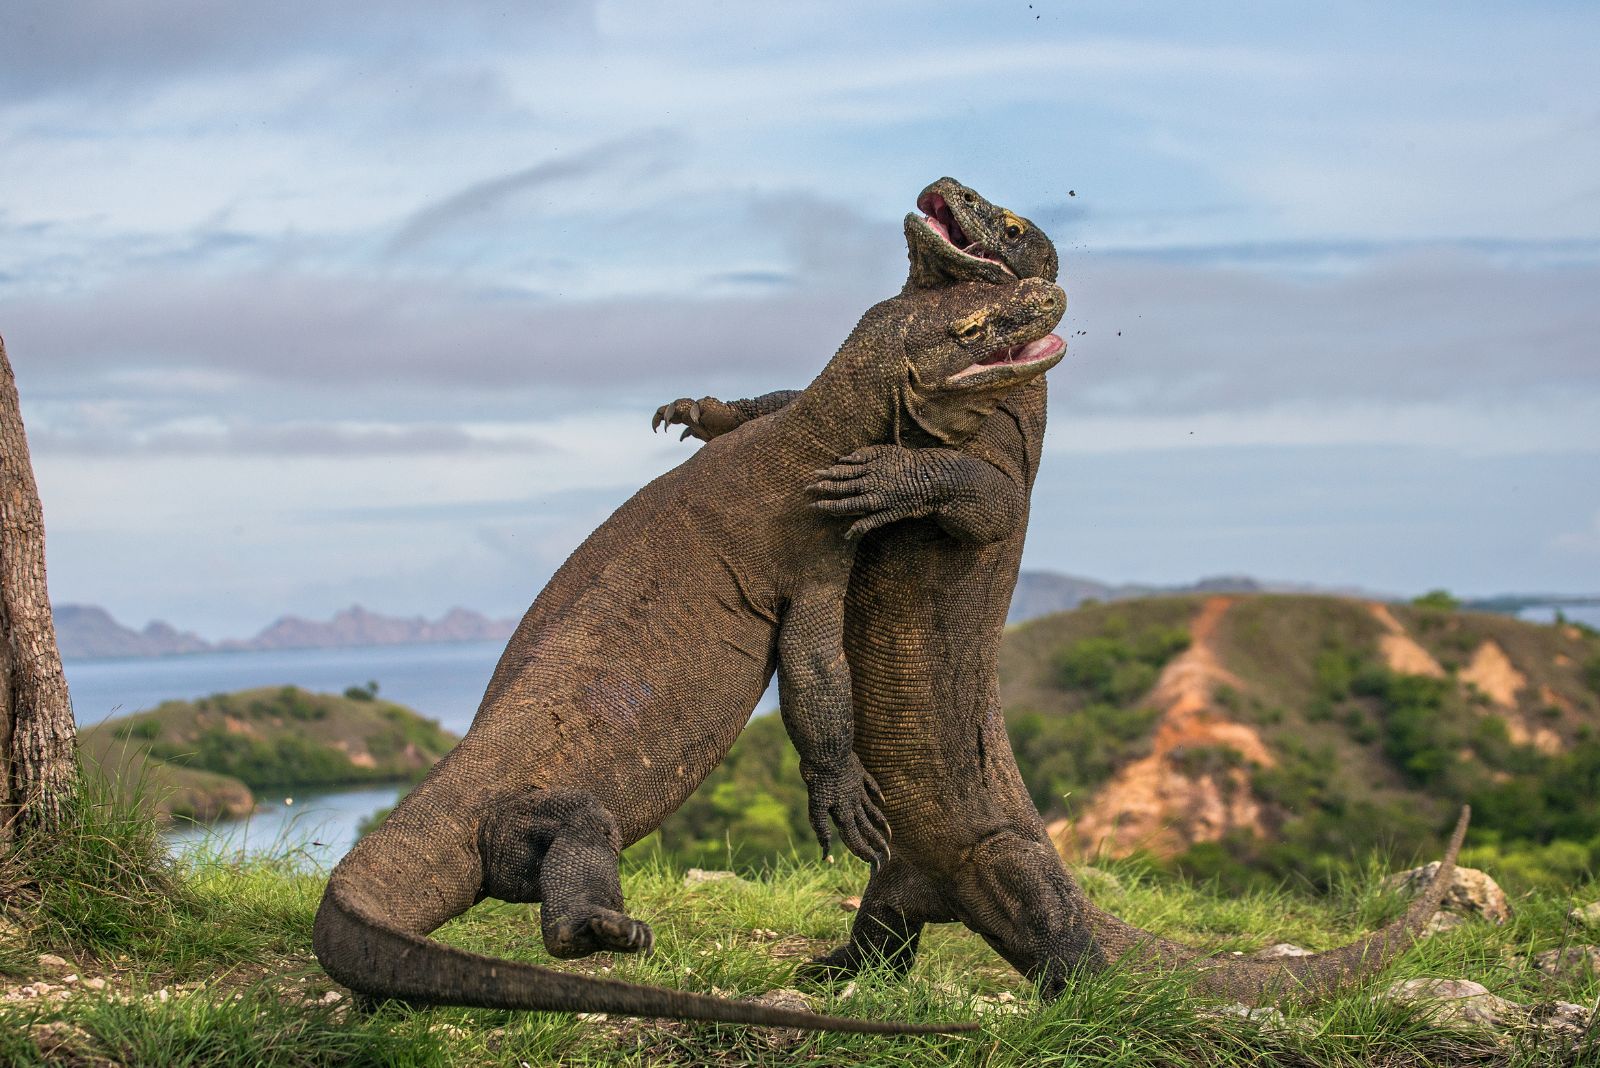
[80,686,457,822]
[2,787,1597,1066]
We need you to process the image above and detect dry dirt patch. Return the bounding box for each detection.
[1054,597,1276,860]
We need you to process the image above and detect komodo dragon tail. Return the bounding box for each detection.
[313,819,976,1035]
[1083,805,1471,1002]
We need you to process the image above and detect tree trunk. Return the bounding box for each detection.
[0,333,77,843]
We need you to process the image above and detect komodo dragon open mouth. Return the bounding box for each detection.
[917,191,1016,274]
[949,333,1065,385]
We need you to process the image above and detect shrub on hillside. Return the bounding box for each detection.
[1053,622,1189,704]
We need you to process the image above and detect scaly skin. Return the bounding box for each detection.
[313,275,1067,1034]
[658,177,1471,1004]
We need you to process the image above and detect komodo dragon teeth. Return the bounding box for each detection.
[313,254,1065,1031]
[659,177,1472,1006]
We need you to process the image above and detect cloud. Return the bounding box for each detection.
[31,420,553,458]
[11,242,1597,425]
[1552,511,1600,555]
[386,132,682,255]
[0,1,598,100]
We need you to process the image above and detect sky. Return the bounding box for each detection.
[3,1,1598,639]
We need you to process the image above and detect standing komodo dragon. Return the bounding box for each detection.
[658,177,1470,1004]
[313,275,1067,1033]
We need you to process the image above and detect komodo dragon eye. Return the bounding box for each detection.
[1002,211,1027,239]
[952,315,987,344]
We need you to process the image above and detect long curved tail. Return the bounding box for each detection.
[1082,806,1471,1002]
[312,818,976,1035]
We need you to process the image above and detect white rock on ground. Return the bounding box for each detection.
[1202,1002,1306,1035]
[1531,945,1600,980]
[1424,911,1466,936]
[1568,900,1600,928]
[1383,977,1520,1032]
[682,868,742,887]
[1526,1001,1594,1049]
[34,953,74,975]
[1251,943,1312,959]
[1383,864,1512,924]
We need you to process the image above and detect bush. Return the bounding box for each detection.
[1010,702,1162,814]
[1054,625,1189,704]
[1411,589,1460,611]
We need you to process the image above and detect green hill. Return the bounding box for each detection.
[656,593,1600,891]
[80,685,458,822]
[998,593,1600,890]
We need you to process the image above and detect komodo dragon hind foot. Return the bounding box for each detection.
[795,858,945,985]
[478,790,655,960]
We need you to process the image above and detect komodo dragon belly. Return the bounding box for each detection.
[845,523,1025,860]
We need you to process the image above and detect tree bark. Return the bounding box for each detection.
[0,333,77,842]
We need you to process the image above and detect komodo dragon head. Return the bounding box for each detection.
[905,176,1059,288]
[883,276,1066,448]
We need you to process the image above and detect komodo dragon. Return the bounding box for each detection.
[313,275,1067,1033]
[658,177,1471,1004]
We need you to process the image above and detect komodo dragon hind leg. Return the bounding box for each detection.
[478,790,654,959]
[795,858,950,984]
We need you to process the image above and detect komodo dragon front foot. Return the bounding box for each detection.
[651,396,744,441]
[545,908,656,959]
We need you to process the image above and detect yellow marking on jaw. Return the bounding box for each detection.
[951,309,991,343]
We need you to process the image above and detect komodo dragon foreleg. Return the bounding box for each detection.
[779,593,891,862]
[658,397,1022,546]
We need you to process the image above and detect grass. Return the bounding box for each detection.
[2,792,1598,1066]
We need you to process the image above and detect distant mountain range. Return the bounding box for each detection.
[57,570,1585,660]
[1005,571,1386,624]
[55,603,519,660]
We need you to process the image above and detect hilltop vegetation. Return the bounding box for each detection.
[652,595,1600,893]
[80,686,457,821]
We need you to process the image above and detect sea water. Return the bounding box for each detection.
[64,642,504,866]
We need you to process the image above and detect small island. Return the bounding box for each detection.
[79,684,459,822]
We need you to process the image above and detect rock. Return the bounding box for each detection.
[1424,911,1465,937]
[749,928,781,941]
[320,990,344,1004]
[35,952,74,975]
[1383,977,1520,1032]
[80,976,108,991]
[838,896,862,912]
[1203,1002,1299,1034]
[1531,945,1600,980]
[1527,1001,1593,1048]
[683,868,741,887]
[1383,864,1511,924]
[0,913,26,944]
[1568,900,1600,928]
[972,991,1025,1016]
[1251,943,1312,959]
[29,1021,117,1068]
[747,987,816,1050]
